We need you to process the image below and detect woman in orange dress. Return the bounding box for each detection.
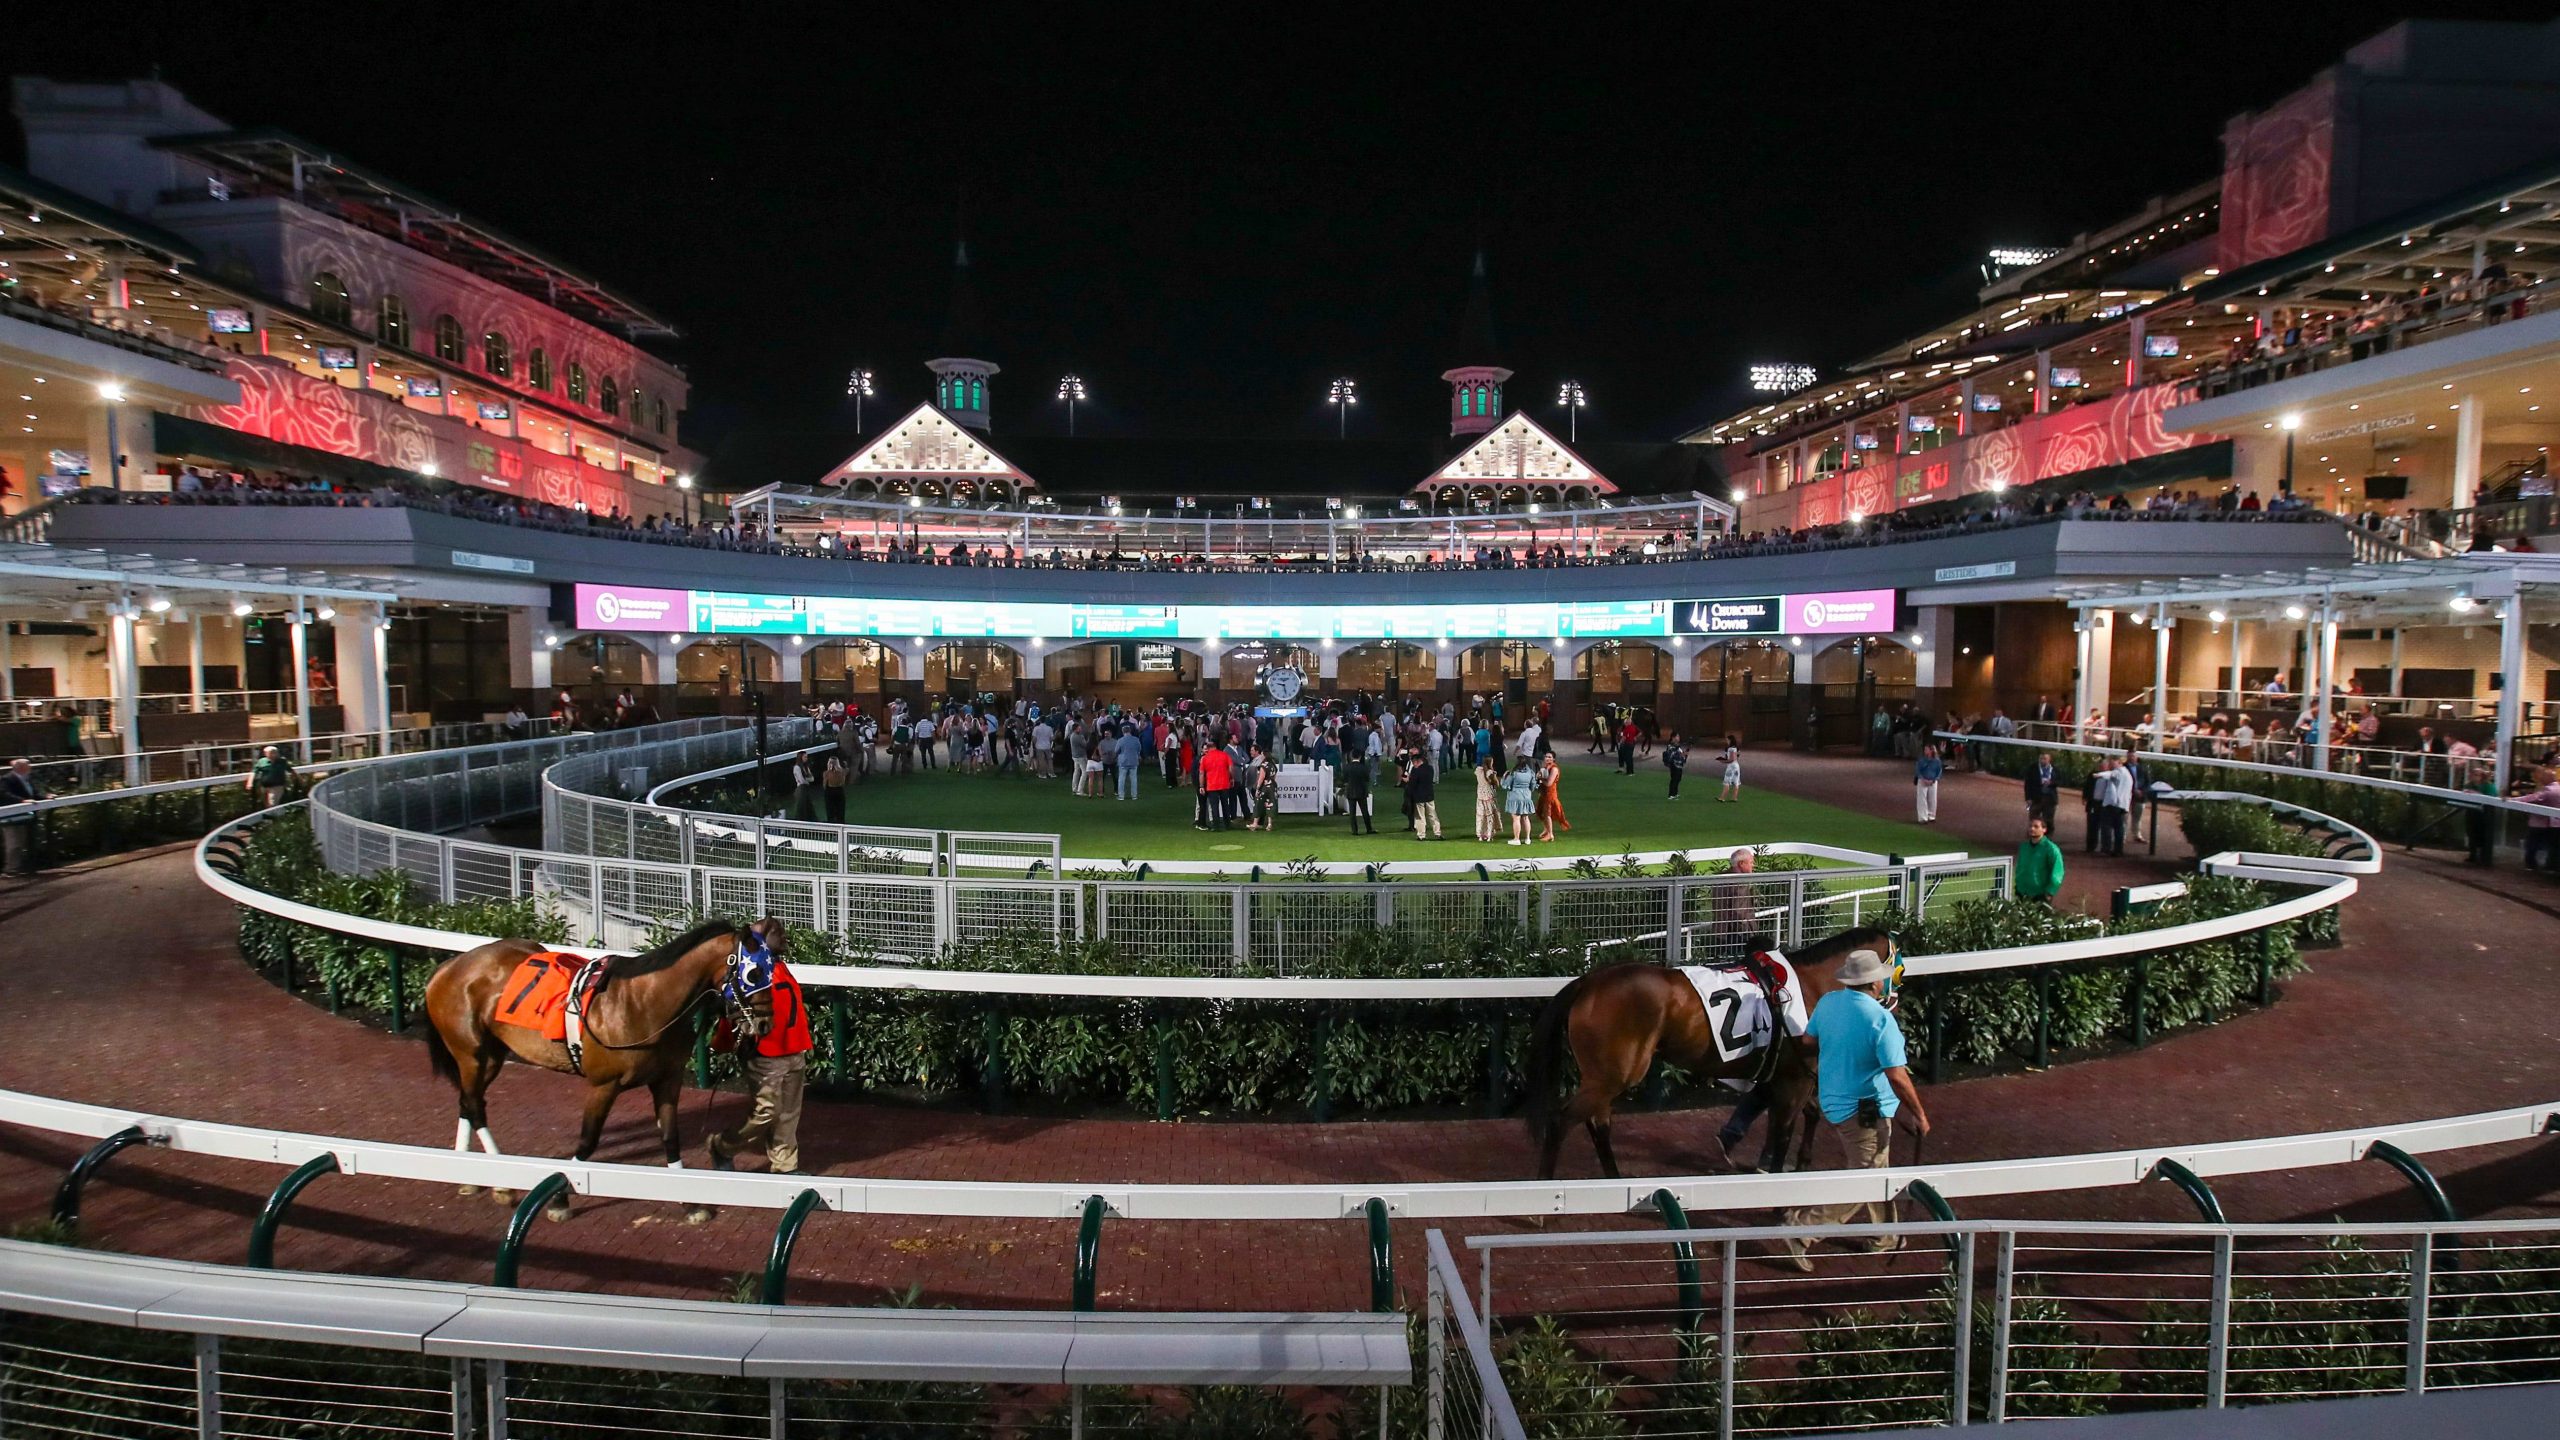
[1536,752,1570,842]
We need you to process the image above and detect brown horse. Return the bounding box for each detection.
[422,917,774,1217]
[1523,926,1899,1180]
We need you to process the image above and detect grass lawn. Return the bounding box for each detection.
[820,757,1959,865]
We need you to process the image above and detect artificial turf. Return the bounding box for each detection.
[821,755,1962,865]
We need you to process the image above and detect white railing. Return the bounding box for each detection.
[1943,728,2560,822]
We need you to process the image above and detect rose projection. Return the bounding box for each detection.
[1761,383,2217,531]
[189,357,678,519]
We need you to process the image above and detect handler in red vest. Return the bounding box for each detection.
[708,919,813,1176]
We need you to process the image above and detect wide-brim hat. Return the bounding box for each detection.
[1837,948,1892,987]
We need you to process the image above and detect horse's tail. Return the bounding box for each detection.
[425,1012,461,1092]
[1521,970,1594,1146]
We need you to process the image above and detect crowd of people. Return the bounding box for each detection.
[2191,270,2546,400]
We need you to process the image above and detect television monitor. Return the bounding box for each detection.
[477,402,512,422]
[207,307,252,334]
[2143,334,2181,358]
[1972,393,2003,412]
[1851,432,1879,451]
[315,345,357,370]
[1907,415,1938,434]
[2049,366,2084,389]
[405,377,443,399]
[2362,475,2409,502]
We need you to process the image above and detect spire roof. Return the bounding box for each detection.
[1453,246,1498,366]
[936,235,991,360]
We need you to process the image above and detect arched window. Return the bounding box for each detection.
[630,386,647,429]
[937,378,950,408]
[654,396,668,433]
[309,271,350,325]
[378,294,410,349]
[567,362,587,405]
[1458,386,1472,418]
[482,331,511,379]
[969,378,983,410]
[433,315,463,363]
[1488,383,1502,418]
[528,348,550,391]
[599,376,620,417]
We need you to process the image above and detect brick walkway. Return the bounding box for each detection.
[0,750,2554,1311]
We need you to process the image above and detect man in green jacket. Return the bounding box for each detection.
[2015,816,2065,904]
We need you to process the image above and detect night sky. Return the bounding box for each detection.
[11,6,2557,463]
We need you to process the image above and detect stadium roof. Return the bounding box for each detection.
[148,128,678,339]
[2192,149,2560,310]
[0,161,203,268]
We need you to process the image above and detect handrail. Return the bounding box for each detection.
[3,1082,2548,1222]
[1939,729,2560,822]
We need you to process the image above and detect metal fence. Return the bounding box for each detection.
[1446,1217,2560,1438]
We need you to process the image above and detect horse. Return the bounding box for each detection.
[1522,926,1899,1180]
[422,917,777,1220]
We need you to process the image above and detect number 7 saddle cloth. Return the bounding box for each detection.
[493,951,609,1047]
[1675,951,1809,1065]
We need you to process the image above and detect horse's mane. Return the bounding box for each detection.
[615,919,738,977]
[1787,924,1895,966]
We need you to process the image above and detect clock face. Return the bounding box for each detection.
[1263,665,1306,702]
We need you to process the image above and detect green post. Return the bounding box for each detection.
[1072,1194,1107,1311]
[1924,981,1948,1084]
[325,976,342,1014]
[1364,1197,1394,1313]
[1482,1013,1510,1118]
[385,949,407,1034]
[2255,929,2276,1007]
[1651,1189,1705,1341]
[247,1154,340,1268]
[2129,952,2149,1048]
[2032,966,2053,1069]
[493,1173,571,1288]
[828,993,847,1085]
[1901,1178,1963,1257]
[981,1009,1008,1114]
[1153,1017,1176,1122]
[2365,1141,2460,1223]
[760,1188,825,1304]
[52,1126,150,1230]
[2149,1159,2226,1223]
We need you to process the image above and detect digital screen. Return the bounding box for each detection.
[1136,643,1179,672]
[2143,335,2181,358]
[1907,415,1938,433]
[405,377,443,398]
[316,346,357,370]
[1972,393,2003,412]
[477,402,512,421]
[2049,367,2084,389]
[1851,432,1879,451]
[207,308,253,334]
[575,586,1886,641]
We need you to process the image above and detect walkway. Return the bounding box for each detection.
[0,748,2554,1311]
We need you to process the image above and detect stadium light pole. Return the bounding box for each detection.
[1328,377,1357,440]
[1557,380,1587,442]
[1057,374,1088,437]
[846,368,875,430]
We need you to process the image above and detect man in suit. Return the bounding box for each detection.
[2024,752,2060,831]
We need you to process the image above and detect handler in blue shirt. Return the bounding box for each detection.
[1779,948,1931,1271]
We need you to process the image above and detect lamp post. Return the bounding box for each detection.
[2279,410,2301,495]
[1557,380,1587,442]
[1057,374,1088,437]
[845,369,875,431]
[1328,377,1357,440]
[97,382,127,493]
[676,472,695,527]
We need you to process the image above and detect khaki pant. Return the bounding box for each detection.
[1782,1114,1894,1231]
[1410,799,1440,837]
[715,1051,808,1173]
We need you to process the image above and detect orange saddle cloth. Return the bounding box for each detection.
[492,951,593,1041]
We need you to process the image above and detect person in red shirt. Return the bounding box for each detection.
[1200,742,1234,831]
[708,919,813,1176]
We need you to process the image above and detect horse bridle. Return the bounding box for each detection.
[583,936,772,1054]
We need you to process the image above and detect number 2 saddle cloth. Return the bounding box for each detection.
[1676,951,1810,1066]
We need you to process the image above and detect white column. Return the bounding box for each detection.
[2071,620,2093,739]
[2388,627,2405,697]
[109,609,141,784]
[189,616,206,713]
[2078,610,2116,741]
[2033,351,2054,414]
[2151,607,2171,751]
[290,602,313,761]
[2226,621,2244,709]
[334,605,390,742]
[1910,606,1957,691]
[1957,379,1977,436]
[2312,604,2339,772]
[2496,595,2527,795]
[2451,393,2485,511]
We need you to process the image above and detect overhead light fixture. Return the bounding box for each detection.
[231,598,253,617]
[315,604,336,621]
[144,594,171,613]
[2279,412,2302,431]
[2449,594,2476,613]
[97,382,127,404]
[2283,604,2305,620]
[2207,609,2227,623]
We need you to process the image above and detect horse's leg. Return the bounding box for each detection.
[653,1070,713,1227]
[552,1082,620,1222]
[1586,1109,1624,1181]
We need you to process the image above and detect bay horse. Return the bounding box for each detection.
[422,917,775,1219]
[1523,926,1899,1180]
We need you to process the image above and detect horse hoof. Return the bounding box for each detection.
[543,1203,572,1224]
[490,1189,514,1207]
[685,1206,714,1227]
[457,1184,482,1198]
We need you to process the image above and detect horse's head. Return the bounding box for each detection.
[718,917,791,1041]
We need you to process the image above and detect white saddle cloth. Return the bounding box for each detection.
[1677,952,1809,1064]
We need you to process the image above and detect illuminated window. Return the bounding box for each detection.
[433,315,463,363]
[630,387,647,430]
[378,294,410,349]
[599,376,620,417]
[1489,384,1502,417]
[1459,386,1472,418]
[654,396,668,433]
[309,271,351,325]
[482,331,511,379]
[528,348,550,390]
[567,362,586,405]
[969,378,983,409]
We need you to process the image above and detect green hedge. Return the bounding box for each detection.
[14,781,269,870]
[232,815,2323,1117]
